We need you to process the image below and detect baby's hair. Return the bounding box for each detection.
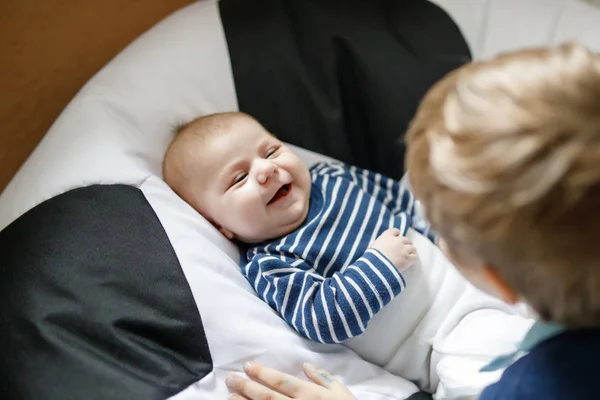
[406,43,600,327]
[171,120,189,137]
[162,111,257,204]
[171,111,251,139]
[164,111,251,173]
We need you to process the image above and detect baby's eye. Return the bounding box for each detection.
[265,147,279,159]
[233,172,248,186]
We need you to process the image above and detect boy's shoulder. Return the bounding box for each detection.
[480,328,600,400]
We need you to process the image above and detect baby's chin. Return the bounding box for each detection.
[237,210,310,243]
[236,224,302,244]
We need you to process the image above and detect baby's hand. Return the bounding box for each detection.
[370,228,418,272]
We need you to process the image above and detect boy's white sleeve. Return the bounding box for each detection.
[383,229,536,398]
[430,286,535,399]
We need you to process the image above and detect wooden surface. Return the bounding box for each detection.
[0,0,196,194]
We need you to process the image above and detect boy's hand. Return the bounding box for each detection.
[227,362,356,400]
[370,228,418,272]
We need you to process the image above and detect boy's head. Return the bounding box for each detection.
[406,43,600,328]
[163,112,311,243]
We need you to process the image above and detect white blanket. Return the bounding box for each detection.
[346,229,534,397]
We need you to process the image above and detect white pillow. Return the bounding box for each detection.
[4,0,600,231]
[141,174,421,400]
[0,2,423,398]
[0,0,236,231]
[142,171,534,399]
[432,0,600,60]
[1,1,596,398]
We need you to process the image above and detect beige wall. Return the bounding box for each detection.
[0,0,196,193]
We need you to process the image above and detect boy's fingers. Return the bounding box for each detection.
[303,363,355,396]
[242,362,303,397]
[226,374,289,400]
[303,363,334,388]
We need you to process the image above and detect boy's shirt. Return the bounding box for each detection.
[479,321,600,399]
[242,161,435,344]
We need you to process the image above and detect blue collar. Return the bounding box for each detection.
[480,321,564,372]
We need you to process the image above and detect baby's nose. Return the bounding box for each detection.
[256,161,278,184]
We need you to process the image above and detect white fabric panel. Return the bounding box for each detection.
[1,0,598,399]
[141,175,420,400]
[142,173,533,400]
[344,230,534,398]
[432,0,600,59]
[0,0,237,231]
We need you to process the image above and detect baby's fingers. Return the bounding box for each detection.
[401,237,413,245]
[386,228,402,237]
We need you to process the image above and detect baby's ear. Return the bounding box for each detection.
[217,225,235,240]
[201,212,235,240]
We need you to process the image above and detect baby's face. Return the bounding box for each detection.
[190,118,311,243]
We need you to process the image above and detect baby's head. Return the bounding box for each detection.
[406,43,600,328]
[163,112,311,243]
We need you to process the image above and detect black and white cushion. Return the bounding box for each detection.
[1,1,599,399]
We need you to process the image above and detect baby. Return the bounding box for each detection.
[164,112,533,395]
[163,112,436,344]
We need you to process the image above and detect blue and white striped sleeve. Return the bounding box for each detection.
[243,249,406,344]
[337,162,436,244]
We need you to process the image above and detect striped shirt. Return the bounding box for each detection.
[242,161,435,344]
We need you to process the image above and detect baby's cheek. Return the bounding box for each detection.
[236,207,264,229]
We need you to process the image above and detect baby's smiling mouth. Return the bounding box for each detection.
[268,183,292,205]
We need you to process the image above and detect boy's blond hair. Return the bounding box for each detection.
[406,43,600,328]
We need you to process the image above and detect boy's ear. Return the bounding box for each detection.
[217,225,235,240]
[482,265,520,304]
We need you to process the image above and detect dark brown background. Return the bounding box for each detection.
[0,0,196,193]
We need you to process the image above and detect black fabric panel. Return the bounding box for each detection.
[0,185,211,400]
[407,392,433,400]
[220,0,470,180]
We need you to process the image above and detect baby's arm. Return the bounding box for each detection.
[312,161,436,243]
[244,249,409,344]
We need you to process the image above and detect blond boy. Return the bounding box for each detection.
[405,42,600,399]
[222,43,600,400]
